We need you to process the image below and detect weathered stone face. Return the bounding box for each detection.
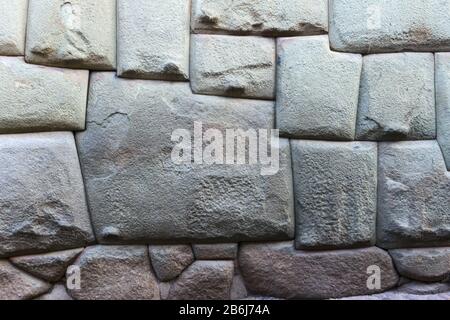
[436,53,450,170]
[191,0,328,36]
[0,0,27,55]
[329,0,450,53]
[117,0,190,80]
[0,132,94,258]
[193,243,238,260]
[276,36,362,140]
[291,141,377,250]
[77,73,294,244]
[25,0,116,70]
[148,245,194,282]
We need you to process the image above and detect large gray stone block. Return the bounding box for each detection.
[117,0,190,80]
[25,0,116,70]
[436,53,450,170]
[190,34,276,99]
[329,0,450,53]
[77,73,294,244]
[191,0,328,36]
[0,0,28,55]
[378,141,450,249]
[276,36,362,140]
[0,132,94,258]
[239,242,399,299]
[291,140,377,250]
[0,57,88,133]
[356,53,435,141]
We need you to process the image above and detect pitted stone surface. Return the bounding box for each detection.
[36,283,73,300]
[291,141,377,250]
[193,244,238,260]
[192,0,328,36]
[0,0,28,56]
[77,73,294,244]
[25,0,116,70]
[117,0,190,80]
[190,35,276,99]
[356,53,435,141]
[276,36,362,140]
[0,57,89,134]
[68,245,160,300]
[10,248,84,283]
[148,245,194,282]
[389,248,450,282]
[239,243,399,299]
[436,53,450,171]
[329,0,450,53]
[378,141,450,249]
[0,132,94,258]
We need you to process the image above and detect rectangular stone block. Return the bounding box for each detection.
[436,53,450,170]
[0,0,28,55]
[329,0,450,53]
[291,140,377,250]
[0,57,89,133]
[117,0,190,80]
[192,0,328,36]
[190,35,276,99]
[276,36,361,140]
[25,0,116,70]
[77,73,294,244]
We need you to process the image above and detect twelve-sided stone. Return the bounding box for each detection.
[436,53,450,170]
[276,36,362,140]
[77,73,294,244]
[0,0,28,55]
[291,141,377,250]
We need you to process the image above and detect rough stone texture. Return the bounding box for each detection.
[436,53,450,171]
[190,35,276,99]
[193,244,238,260]
[35,283,73,300]
[0,132,94,258]
[397,281,450,295]
[77,73,294,244]
[0,57,89,134]
[231,274,248,300]
[25,0,116,70]
[389,248,450,282]
[117,0,190,80]
[291,141,377,250]
[329,0,450,53]
[148,245,194,281]
[10,248,84,283]
[191,0,328,36]
[0,260,51,300]
[276,36,362,140]
[0,0,28,55]
[356,53,435,141]
[378,141,450,249]
[168,261,234,300]
[68,245,160,300]
[239,243,399,299]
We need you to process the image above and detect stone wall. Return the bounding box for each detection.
[0,0,450,300]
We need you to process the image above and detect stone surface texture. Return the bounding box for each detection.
[148,245,194,281]
[436,53,450,170]
[0,0,28,55]
[193,244,238,260]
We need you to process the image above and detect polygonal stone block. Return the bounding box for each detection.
[0,0,28,55]
[436,53,450,170]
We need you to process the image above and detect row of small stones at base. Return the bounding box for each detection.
[2,244,450,300]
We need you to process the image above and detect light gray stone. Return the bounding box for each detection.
[398,281,450,295]
[76,73,294,244]
[230,274,248,300]
[276,36,362,140]
[148,245,194,282]
[239,243,399,299]
[436,53,450,171]
[68,245,160,300]
[117,0,190,80]
[168,261,234,300]
[378,141,450,249]
[0,0,28,55]
[190,35,276,99]
[25,0,116,70]
[389,248,450,282]
[329,0,450,53]
[356,53,435,141]
[0,132,94,258]
[192,0,328,36]
[193,244,238,260]
[0,57,89,133]
[10,248,84,283]
[291,141,377,250]
[0,260,51,300]
[340,291,450,300]
[35,283,73,300]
